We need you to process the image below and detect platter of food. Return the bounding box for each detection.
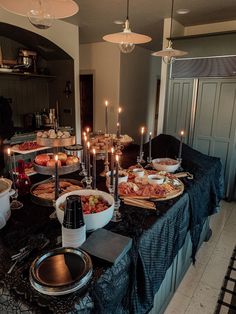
[55,189,114,231]
[33,152,80,175]
[90,134,133,154]
[37,129,75,147]
[119,170,184,201]
[11,141,50,154]
[31,178,83,207]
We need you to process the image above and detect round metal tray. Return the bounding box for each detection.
[37,136,75,147]
[33,161,80,175]
[30,247,93,296]
[30,178,83,207]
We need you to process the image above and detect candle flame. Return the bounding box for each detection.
[7,148,11,156]
[149,132,152,136]
[87,141,90,149]
[105,100,108,107]
[93,148,96,155]
[115,154,119,162]
[83,131,86,137]
[84,135,87,142]
[141,126,145,134]
[117,122,120,127]
[86,127,90,133]
[55,154,58,162]
[118,107,122,114]
[111,147,114,154]
[180,130,184,136]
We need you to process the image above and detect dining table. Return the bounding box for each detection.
[0,134,223,314]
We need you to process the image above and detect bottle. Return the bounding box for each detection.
[16,160,31,195]
[62,195,86,248]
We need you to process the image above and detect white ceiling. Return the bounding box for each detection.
[65,0,236,50]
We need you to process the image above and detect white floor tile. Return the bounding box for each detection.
[195,242,215,265]
[164,292,191,314]
[214,229,236,259]
[201,251,229,289]
[185,281,219,314]
[177,261,206,298]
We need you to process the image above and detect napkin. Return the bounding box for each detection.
[81,228,132,265]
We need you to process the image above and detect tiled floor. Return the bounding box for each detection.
[164,200,236,314]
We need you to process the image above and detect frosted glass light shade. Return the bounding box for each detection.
[119,43,135,53]
[0,0,79,19]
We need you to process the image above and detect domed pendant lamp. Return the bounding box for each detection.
[0,0,79,30]
[152,0,187,64]
[103,0,152,54]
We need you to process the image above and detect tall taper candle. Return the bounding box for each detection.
[105,100,109,135]
[139,127,145,160]
[7,148,15,190]
[110,147,114,188]
[84,134,87,170]
[149,132,152,161]
[178,130,184,159]
[87,141,91,177]
[55,154,59,200]
[116,122,120,138]
[92,148,96,189]
[114,155,119,202]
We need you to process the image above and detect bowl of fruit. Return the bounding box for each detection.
[55,189,114,231]
[34,152,80,175]
[152,158,180,173]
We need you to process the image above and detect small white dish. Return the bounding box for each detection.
[132,168,145,177]
[148,174,165,185]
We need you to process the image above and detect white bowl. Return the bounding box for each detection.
[55,189,114,231]
[132,168,145,177]
[106,170,128,186]
[152,158,180,173]
[148,174,165,185]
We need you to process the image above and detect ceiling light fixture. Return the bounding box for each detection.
[0,0,79,30]
[152,0,187,64]
[176,8,190,15]
[103,0,152,54]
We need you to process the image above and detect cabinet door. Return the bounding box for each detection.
[164,79,193,143]
[193,78,236,197]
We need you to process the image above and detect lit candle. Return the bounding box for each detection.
[149,132,152,161]
[84,134,87,170]
[86,127,90,140]
[55,154,59,200]
[116,122,120,138]
[139,126,145,160]
[105,100,109,135]
[178,130,184,159]
[110,147,114,188]
[87,141,91,177]
[92,148,96,189]
[114,155,119,202]
[117,107,122,135]
[7,148,13,185]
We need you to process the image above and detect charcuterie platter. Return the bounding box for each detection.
[119,169,184,201]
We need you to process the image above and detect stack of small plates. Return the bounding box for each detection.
[30,247,93,296]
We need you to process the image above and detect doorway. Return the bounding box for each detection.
[80,74,93,132]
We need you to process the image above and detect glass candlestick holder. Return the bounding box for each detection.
[137,152,145,166]
[111,198,122,222]
[176,157,183,171]
[85,176,93,189]
[145,157,153,169]
[79,162,86,177]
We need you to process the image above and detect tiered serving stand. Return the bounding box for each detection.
[31,136,82,206]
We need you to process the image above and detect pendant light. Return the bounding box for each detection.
[103,0,152,54]
[0,0,79,30]
[152,0,187,64]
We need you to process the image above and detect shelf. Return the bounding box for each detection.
[0,71,56,79]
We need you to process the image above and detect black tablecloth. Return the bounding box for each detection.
[0,134,223,313]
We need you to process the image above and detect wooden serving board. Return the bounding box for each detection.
[119,180,184,201]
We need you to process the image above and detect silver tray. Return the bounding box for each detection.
[33,161,80,175]
[30,178,83,207]
[30,247,93,296]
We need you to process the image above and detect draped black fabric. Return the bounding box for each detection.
[144,134,224,261]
